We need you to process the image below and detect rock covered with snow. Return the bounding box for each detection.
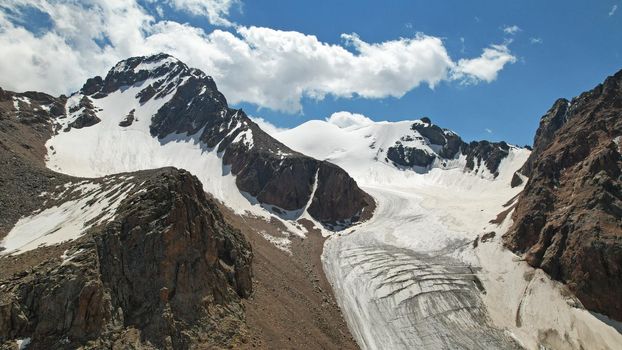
[275,117,522,183]
[52,53,374,228]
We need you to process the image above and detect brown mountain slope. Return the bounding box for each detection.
[504,69,622,321]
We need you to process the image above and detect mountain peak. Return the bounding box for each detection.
[80,53,213,100]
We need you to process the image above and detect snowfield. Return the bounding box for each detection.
[274,120,622,349]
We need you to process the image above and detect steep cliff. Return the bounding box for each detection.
[504,69,622,321]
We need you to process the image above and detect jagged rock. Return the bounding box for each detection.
[510,172,524,187]
[519,98,570,177]
[119,109,135,127]
[387,143,436,168]
[384,117,516,176]
[504,68,622,321]
[462,140,510,177]
[81,76,104,96]
[65,96,100,131]
[0,169,253,349]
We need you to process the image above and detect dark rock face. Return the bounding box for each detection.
[119,109,135,127]
[386,118,514,176]
[519,98,570,177]
[504,68,622,321]
[0,170,253,349]
[387,142,436,168]
[462,140,510,177]
[65,96,100,131]
[79,53,374,227]
[308,162,374,224]
[96,169,252,348]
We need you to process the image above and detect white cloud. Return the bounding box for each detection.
[0,0,516,113]
[530,37,543,44]
[502,25,521,35]
[326,111,374,128]
[609,5,618,16]
[166,0,240,26]
[485,128,493,134]
[249,116,288,135]
[452,44,517,84]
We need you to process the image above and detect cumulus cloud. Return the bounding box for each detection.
[609,5,618,16]
[502,25,521,35]
[326,111,374,128]
[0,0,517,113]
[166,0,240,26]
[451,44,517,84]
[530,37,543,44]
[249,116,288,135]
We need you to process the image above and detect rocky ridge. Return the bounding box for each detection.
[504,69,622,321]
[385,117,513,177]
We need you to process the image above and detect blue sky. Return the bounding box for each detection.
[231,0,622,145]
[1,0,621,145]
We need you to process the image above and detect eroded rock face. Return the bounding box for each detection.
[0,169,253,349]
[65,96,100,131]
[504,68,622,321]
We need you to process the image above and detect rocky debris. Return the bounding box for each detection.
[78,53,374,227]
[0,89,68,236]
[504,68,622,321]
[65,96,100,131]
[119,109,135,127]
[385,117,515,176]
[219,208,358,349]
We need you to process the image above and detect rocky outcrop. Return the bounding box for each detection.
[387,142,436,168]
[79,53,374,227]
[518,98,571,178]
[64,96,100,131]
[0,169,253,349]
[504,68,622,321]
[462,140,510,177]
[119,109,135,127]
[385,118,514,176]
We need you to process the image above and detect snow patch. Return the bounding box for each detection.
[0,181,134,256]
